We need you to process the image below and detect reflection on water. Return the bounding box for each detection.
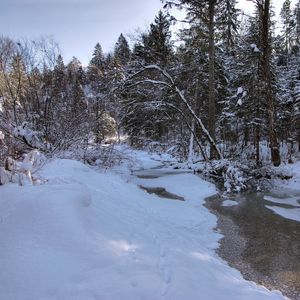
[207,192,300,299]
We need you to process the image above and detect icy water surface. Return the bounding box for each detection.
[206,192,300,300]
[134,168,190,200]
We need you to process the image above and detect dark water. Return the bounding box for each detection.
[134,168,192,179]
[133,168,190,200]
[206,192,300,300]
[139,185,185,201]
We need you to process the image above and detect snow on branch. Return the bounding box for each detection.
[127,64,223,160]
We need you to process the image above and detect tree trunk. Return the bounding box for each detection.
[188,121,195,163]
[260,0,281,166]
[208,0,217,159]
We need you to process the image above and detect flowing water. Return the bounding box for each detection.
[206,192,300,300]
[134,167,300,299]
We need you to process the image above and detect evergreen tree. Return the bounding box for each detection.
[114,34,131,65]
[88,43,106,81]
[293,0,300,48]
[131,11,173,67]
[146,10,173,67]
[280,0,293,53]
[218,0,240,51]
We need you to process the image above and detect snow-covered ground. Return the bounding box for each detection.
[222,199,239,207]
[0,149,289,300]
[275,161,300,191]
[267,161,300,222]
[264,195,300,223]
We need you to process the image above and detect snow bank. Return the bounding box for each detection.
[0,156,288,300]
[274,161,300,191]
[266,206,300,222]
[264,195,300,207]
[222,199,239,207]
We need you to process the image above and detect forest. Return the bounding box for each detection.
[1,1,300,299]
[0,0,300,191]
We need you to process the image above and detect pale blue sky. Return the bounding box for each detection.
[0,0,289,65]
[0,0,163,64]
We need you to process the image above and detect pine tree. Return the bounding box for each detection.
[293,0,300,48]
[146,10,173,67]
[218,0,240,51]
[225,14,264,165]
[259,0,281,166]
[280,0,293,53]
[163,0,222,158]
[114,34,131,65]
[88,43,106,81]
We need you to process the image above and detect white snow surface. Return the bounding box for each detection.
[222,199,239,207]
[0,151,288,300]
[274,161,300,191]
[264,195,300,207]
[266,206,300,222]
[267,161,300,222]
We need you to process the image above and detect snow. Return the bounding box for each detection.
[222,199,239,207]
[264,161,300,222]
[112,144,166,173]
[237,87,244,95]
[277,161,300,190]
[0,151,288,300]
[264,195,300,207]
[250,43,260,53]
[275,161,300,191]
[264,194,300,223]
[266,206,300,222]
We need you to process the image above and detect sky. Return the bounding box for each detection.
[0,0,294,65]
[0,0,163,64]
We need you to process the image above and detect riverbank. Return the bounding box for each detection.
[0,147,290,300]
[205,193,300,300]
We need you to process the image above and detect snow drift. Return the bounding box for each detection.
[0,157,288,300]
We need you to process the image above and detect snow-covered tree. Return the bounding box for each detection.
[114,34,131,66]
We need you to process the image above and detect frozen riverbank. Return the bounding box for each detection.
[0,149,289,300]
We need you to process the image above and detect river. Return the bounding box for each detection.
[134,166,300,300]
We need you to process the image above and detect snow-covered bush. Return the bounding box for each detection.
[194,159,248,193]
[0,150,46,186]
[223,165,247,193]
[13,122,45,150]
[0,157,18,185]
[0,167,10,185]
[18,150,46,183]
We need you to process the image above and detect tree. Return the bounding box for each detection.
[163,0,223,158]
[258,0,281,166]
[280,0,293,53]
[145,10,173,67]
[114,34,131,65]
[294,0,300,47]
[88,43,106,81]
[218,0,240,51]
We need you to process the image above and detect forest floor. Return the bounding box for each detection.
[0,146,298,300]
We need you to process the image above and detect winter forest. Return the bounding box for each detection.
[0,0,300,300]
[1,0,300,187]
